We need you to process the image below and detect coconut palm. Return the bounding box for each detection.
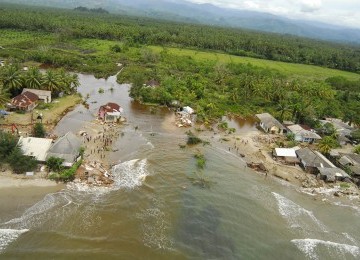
[42,70,60,92]
[318,136,339,155]
[67,73,80,93]
[0,65,23,95]
[24,67,42,89]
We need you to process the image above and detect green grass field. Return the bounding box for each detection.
[1,29,359,81]
[149,46,360,81]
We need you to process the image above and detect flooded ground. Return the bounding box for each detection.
[1,73,360,259]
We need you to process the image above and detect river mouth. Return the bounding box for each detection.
[1,73,360,259]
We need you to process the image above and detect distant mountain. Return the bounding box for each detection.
[1,0,360,44]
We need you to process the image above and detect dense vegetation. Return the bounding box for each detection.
[0,4,359,126]
[0,131,37,174]
[118,47,360,126]
[0,4,360,73]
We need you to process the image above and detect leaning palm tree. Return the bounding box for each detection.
[24,67,42,89]
[0,64,23,95]
[68,73,80,92]
[42,70,60,92]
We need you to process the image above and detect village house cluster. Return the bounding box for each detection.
[256,112,360,186]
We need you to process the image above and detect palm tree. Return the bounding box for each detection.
[318,136,339,155]
[1,65,23,95]
[67,73,80,93]
[0,85,10,107]
[42,70,60,92]
[24,67,42,89]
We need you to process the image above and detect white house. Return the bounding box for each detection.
[287,124,321,143]
[18,137,53,162]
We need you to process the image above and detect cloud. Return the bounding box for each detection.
[300,0,322,13]
[187,0,360,28]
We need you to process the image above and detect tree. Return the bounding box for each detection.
[0,65,23,96]
[317,136,339,155]
[354,145,360,154]
[33,122,46,138]
[0,85,9,107]
[7,146,37,174]
[24,67,42,89]
[46,157,64,172]
[42,70,60,92]
[0,131,18,162]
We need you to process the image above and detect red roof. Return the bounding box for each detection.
[100,102,121,113]
[11,91,39,108]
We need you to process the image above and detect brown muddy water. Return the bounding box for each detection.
[1,73,360,259]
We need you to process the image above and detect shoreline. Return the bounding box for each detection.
[203,128,360,201]
[0,171,64,189]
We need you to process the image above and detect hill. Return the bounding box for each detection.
[1,0,360,44]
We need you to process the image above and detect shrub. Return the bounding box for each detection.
[186,131,202,145]
[33,122,46,138]
[194,152,206,169]
[0,131,18,162]
[46,157,64,172]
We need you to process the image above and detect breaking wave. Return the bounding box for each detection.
[0,159,150,253]
[272,192,327,233]
[112,159,150,190]
[0,229,29,253]
[292,238,360,260]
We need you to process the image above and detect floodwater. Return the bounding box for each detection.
[1,73,360,259]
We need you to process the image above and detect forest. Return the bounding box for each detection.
[0,3,360,73]
[0,4,360,127]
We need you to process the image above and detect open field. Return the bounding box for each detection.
[1,94,81,128]
[149,46,360,81]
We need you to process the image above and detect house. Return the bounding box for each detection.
[273,148,300,165]
[317,167,350,182]
[320,119,353,145]
[296,148,334,173]
[287,124,321,143]
[22,88,52,103]
[255,113,286,134]
[18,136,53,162]
[10,91,39,111]
[98,102,123,123]
[46,132,81,167]
[338,153,360,167]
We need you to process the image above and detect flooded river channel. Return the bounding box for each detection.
[1,73,360,259]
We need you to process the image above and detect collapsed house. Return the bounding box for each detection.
[296,148,350,182]
[175,106,195,127]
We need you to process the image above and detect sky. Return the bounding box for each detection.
[187,0,360,28]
